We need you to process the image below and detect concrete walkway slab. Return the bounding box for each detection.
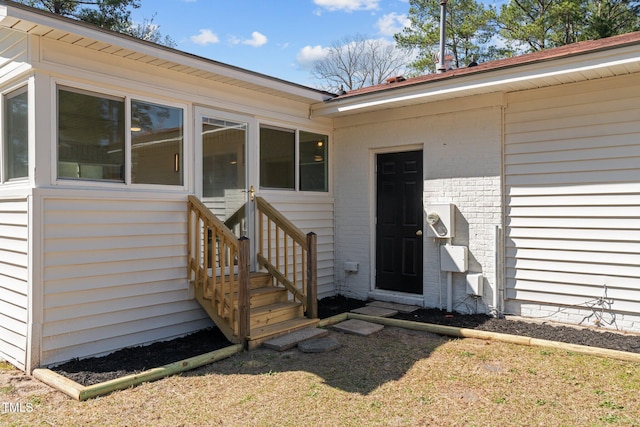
[367,301,420,313]
[350,306,398,317]
[332,319,384,336]
[298,337,341,353]
[263,328,329,351]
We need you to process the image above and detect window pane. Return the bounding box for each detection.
[131,100,184,185]
[260,126,294,189]
[58,88,124,181]
[202,118,246,199]
[4,87,28,180]
[299,131,328,192]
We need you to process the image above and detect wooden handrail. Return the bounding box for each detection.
[187,195,250,344]
[224,203,246,236]
[255,197,318,318]
[256,197,306,246]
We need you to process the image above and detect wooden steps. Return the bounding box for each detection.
[245,272,317,348]
[196,271,317,349]
[247,317,320,350]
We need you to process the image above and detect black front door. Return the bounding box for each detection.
[375,150,423,294]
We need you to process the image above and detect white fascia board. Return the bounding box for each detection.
[0,3,331,103]
[312,46,640,117]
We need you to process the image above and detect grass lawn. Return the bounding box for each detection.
[1,326,639,426]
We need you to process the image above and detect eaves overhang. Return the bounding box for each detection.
[0,1,335,104]
[311,36,640,118]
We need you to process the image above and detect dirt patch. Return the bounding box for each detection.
[50,295,640,386]
[0,364,67,407]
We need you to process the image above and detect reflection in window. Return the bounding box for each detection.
[57,87,125,181]
[299,131,328,192]
[131,100,184,185]
[202,118,246,199]
[4,87,28,180]
[260,126,295,189]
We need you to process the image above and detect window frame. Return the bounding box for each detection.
[258,121,330,194]
[2,84,29,184]
[53,81,188,191]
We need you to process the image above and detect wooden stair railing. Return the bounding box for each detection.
[188,195,319,349]
[255,197,318,319]
[187,195,250,345]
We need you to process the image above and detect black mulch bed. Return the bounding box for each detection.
[53,295,640,386]
[52,327,232,386]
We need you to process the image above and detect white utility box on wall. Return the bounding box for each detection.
[425,203,455,238]
[466,273,484,296]
[440,245,468,272]
[344,261,359,272]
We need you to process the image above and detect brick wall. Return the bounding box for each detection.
[333,100,502,312]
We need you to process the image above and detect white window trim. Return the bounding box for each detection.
[1,82,30,184]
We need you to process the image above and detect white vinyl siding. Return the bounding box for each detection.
[504,75,640,328]
[40,193,209,366]
[0,197,29,370]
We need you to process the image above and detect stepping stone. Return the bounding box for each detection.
[263,328,329,351]
[332,319,384,336]
[350,306,398,317]
[367,301,420,313]
[298,337,341,353]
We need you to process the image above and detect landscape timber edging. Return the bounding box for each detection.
[344,312,640,363]
[31,312,640,401]
[33,343,244,401]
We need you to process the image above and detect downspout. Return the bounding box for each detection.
[447,238,453,313]
[436,0,448,74]
[492,225,501,317]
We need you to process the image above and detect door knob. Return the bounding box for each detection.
[243,185,256,202]
[416,230,423,236]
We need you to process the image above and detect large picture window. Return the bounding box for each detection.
[57,86,184,186]
[259,125,328,192]
[4,87,28,181]
[58,87,125,181]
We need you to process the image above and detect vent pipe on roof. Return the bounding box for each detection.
[436,0,448,74]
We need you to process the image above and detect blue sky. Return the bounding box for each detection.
[128,0,421,88]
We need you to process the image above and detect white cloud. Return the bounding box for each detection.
[376,12,410,36]
[243,31,268,47]
[229,32,268,47]
[190,29,219,46]
[313,0,380,12]
[296,45,330,69]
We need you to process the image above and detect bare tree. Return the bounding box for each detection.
[311,34,413,93]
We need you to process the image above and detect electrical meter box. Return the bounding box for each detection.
[425,203,455,238]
